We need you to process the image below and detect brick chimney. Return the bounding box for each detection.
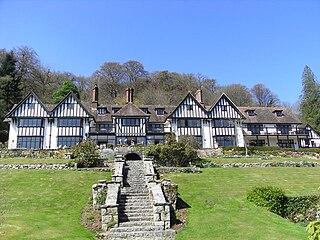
[195,89,203,104]
[125,88,134,103]
[92,84,99,110]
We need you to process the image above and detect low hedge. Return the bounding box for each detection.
[247,186,287,216]
[247,186,320,221]
[223,146,293,153]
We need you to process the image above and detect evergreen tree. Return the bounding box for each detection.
[52,80,80,103]
[0,51,23,112]
[300,66,320,131]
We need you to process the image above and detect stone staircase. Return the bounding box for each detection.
[101,160,175,240]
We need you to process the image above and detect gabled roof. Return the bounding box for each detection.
[167,92,208,119]
[209,93,246,119]
[50,91,93,117]
[239,106,302,124]
[113,102,149,117]
[5,91,49,117]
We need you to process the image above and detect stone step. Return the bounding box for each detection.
[119,198,150,203]
[119,205,153,210]
[118,220,155,227]
[119,215,154,222]
[119,212,154,219]
[109,225,164,233]
[119,208,153,214]
[100,229,176,239]
[120,195,149,199]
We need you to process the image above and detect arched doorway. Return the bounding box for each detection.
[125,152,142,160]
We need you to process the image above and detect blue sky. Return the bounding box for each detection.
[0,0,319,105]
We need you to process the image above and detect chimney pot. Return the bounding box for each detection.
[125,88,134,103]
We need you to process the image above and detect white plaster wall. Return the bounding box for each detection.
[43,120,50,149]
[202,120,212,148]
[50,120,58,149]
[235,124,245,147]
[83,121,90,140]
[8,122,18,149]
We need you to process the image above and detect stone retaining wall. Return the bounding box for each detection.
[0,163,112,171]
[203,161,320,168]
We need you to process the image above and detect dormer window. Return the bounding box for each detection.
[274,110,283,117]
[112,107,121,113]
[97,108,107,115]
[247,110,255,116]
[156,108,165,115]
[186,105,193,111]
[140,108,149,114]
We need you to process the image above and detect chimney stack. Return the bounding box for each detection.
[125,88,134,103]
[195,89,203,104]
[92,84,99,110]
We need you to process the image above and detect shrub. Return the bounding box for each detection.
[145,134,199,167]
[71,140,100,168]
[247,186,287,216]
[306,221,320,240]
[285,195,320,222]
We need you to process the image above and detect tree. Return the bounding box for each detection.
[251,83,280,107]
[216,84,254,106]
[0,51,23,112]
[92,62,124,102]
[123,60,148,85]
[52,81,80,103]
[300,66,320,131]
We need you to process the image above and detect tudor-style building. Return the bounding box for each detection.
[5,86,319,150]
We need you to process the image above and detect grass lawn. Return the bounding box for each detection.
[0,170,111,240]
[166,167,320,240]
[0,157,69,165]
[203,156,320,164]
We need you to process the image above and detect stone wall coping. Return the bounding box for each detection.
[150,183,167,205]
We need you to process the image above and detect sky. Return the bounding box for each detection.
[0,0,319,105]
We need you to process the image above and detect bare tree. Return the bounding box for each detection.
[123,60,148,85]
[251,83,280,106]
[92,62,124,102]
[216,84,254,106]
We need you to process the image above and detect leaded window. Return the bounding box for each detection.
[121,118,140,126]
[178,119,201,128]
[247,124,263,134]
[58,118,82,127]
[98,123,114,133]
[19,118,43,127]
[17,136,43,149]
[57,136,82,148]
[276,125,291,134]
[215,136,236,146]
[213,119,234,128]
[148,124,164,133]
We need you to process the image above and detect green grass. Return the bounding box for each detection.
[203,156,320,164]
[0,157,69,165]
[167,167,320,240]
[0,170,111,240]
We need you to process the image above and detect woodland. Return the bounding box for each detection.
[0,46,318,142]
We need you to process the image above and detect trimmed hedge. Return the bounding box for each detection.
[223,146,292,153]
[247,186,287,216]
[247,186,320,221]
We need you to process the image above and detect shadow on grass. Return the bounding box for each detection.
[171,196,191,230]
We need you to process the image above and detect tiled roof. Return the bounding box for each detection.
[113,103,149,117]
[239,107,302,124]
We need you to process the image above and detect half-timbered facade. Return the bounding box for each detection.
[6,92,93,149]
[5,86,319,150]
